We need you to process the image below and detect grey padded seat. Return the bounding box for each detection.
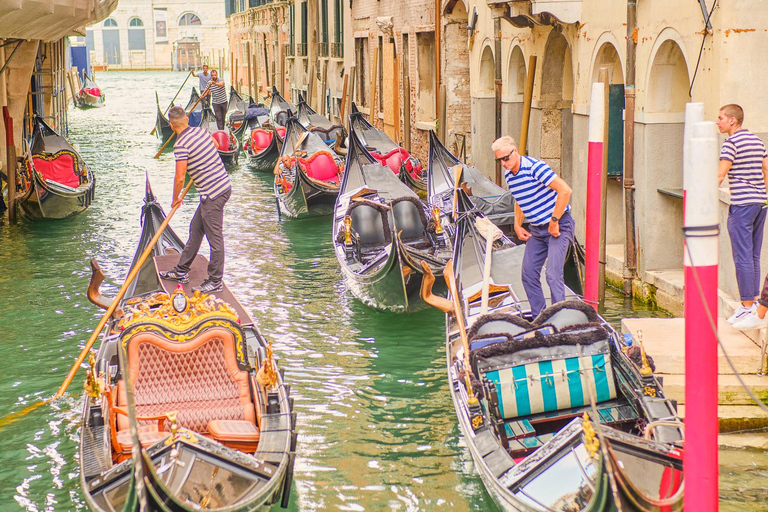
[391,199,425,240]
[350,205,389,245]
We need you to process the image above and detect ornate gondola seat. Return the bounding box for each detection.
[371,147,407,174]
[390,197,428,241]
[116,327,257,434]
[276,126,286,138]
[32,150,84,188]
[251,129,273,152]
[300,151,339,182]
[275,111,289,127]
[348,200,391,246]
[311,124,344,142]
[212,130,231,151]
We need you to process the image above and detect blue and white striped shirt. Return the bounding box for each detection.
[504,156,569,225]
[174,126,231,200]
[720,129,768,206]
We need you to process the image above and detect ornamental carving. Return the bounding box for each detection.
[120,288,239,332]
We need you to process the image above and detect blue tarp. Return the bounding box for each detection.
[188,111,202,127]
[245,107,269,120]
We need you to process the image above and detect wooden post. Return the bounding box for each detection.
[253,54,260,102]
[519,55,537,156]
[246,41,253,99]
[393,50,401,142]
[370,48,378,123]
[320,60,328,116]
[585,82,606,310]
[403,75,411,151]
[307,63,315,109]
[263,36,271,88]
[598,68,609,306]
[339,73,349,124]
[231,52,235,86]
[4,107,15,222]
[346,67,356,130]
[435,0,441,124]
[438,84,446,142]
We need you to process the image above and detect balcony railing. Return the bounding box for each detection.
[297,43,307,57]
[286,43,295,57]
[317,42,329,57]
[331,42,343,58]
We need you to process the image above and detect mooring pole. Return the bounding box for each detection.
[684,116,719,512]
[4,106,16,222]
[584,82,605,310]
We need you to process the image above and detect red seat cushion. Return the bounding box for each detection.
[300,151,339,181]
[212,130,231,151]
[33,152,80,188]
[276,126,286,139]
[372,148,408,174]
[84,87,101,97]
[251,129,273,151]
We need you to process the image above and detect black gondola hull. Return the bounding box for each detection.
[275,168,338,218]
[18,173,95,219]
[246,134,281,172]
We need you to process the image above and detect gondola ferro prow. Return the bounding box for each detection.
[333,132,348,156]
[419,261,454,313]
[87,258,121,316]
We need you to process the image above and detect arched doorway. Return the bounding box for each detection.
[642,37,690,270]
[102,18,120,65]
[471,44,496,177]
[503,45,526,145]
[539,30,573,178]
[443,0,470,160]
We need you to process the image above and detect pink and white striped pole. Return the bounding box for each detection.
[684,118,719,512]
[584,82,605,310]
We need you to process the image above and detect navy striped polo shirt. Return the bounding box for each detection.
[174,126,231,200]
[209,81,228,105]
[504,155,570,225]
[720,129,768,206]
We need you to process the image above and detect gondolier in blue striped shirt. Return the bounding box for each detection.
[160,106,232,293]
[492,136,574,317]
[192,64,211,108]
[205,69,228,131]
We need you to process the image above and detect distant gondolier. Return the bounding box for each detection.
[159,106,231,293]
[492,136,574,317]
[192,64,211,108]
[206,69,228,130]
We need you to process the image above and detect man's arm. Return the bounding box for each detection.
[514,202,530,241]
[762,157,768,194]
[547,176,572,238]
[172,160,187,208]
[718,159,733,187]
[215,80,225,87]
[191,70,198,77]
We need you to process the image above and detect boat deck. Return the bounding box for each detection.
[154,253,255,327]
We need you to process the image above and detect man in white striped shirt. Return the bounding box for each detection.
[159,106,232,294]
[205,69,228,131]
[492,136,574,317]
[717,104,768,325]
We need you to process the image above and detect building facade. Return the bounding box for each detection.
[84,0,229,70]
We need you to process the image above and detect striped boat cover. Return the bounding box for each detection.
[484,353,616,419]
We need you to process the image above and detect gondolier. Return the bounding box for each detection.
[205,69,228,130]
[192,64,211,108]
[492,135,574,317]
[160,106,231,293]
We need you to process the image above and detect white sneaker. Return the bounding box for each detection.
[727,305,753,324]
[732,311,768,331]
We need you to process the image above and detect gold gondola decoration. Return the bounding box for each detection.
[257,341,278,389]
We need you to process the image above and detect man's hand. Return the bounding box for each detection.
[172,196,183,209]
[548,220,561,237]
[515,224,531,241]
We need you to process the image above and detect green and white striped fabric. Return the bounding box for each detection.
[484,354,616,419]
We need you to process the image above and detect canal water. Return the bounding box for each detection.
[0,71,765,511]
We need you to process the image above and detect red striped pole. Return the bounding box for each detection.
[684,118,719,512]
[584,83,605,309]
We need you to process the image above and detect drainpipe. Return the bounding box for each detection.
[623,0,638,296]
[494,16,502,185]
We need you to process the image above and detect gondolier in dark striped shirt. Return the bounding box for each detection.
[205,69,228,131]
[160,106,232,293]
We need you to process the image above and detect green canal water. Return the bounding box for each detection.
[0,71,765,511]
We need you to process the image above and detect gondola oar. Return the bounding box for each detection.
[153,81,212,158]
[150,70,193,136]
[0,181,194,431]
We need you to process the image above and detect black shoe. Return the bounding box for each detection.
[193,279,223,294]
[159,269,189,283]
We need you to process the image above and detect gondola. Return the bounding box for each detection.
[16,116,95,219]
[274,117,344,218]
[79,179,296,511]
[199,106,240,167]
[427,129,515,227]
[332,127,453,312]
[225,86,255,143]
[420,190,685,511]
[75,74,106,108]
[296,94,346,145]
[154,88,204,145]
[349,103,425,196]
[269,86,295,128]
[245,124,286,173]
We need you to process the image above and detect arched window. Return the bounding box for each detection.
[128,17,146,51]
[179,13,202,26]
[103,18,117,28]
[103,18,120,64]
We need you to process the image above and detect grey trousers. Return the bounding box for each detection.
[175,188,231,282]
[521,211,575,317]
[213,101,227,131]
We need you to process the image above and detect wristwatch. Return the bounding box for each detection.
[551,215,560,223]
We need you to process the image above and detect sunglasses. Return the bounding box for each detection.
[495,149,516,162]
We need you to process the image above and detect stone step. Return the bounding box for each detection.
[621,317,764,376]
[662,374,768,407]
[677,405,768,433]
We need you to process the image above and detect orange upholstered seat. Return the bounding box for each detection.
[251,129,273,152]
[212,130,231,151]
[116,328,257,435]
[33,151,81,188]
[300,151,339,182]
[276,126,286,139]
[208,419,260,452]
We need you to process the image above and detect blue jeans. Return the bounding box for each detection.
[521,211,575,317]
[728,203,767,301]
